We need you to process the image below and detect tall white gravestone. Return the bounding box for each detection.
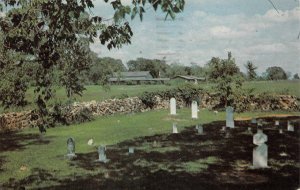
[172,123,178,134]
[226,106,234,128]
[170,98,176,115]
[252,129,268,168]
[191,101,198,119]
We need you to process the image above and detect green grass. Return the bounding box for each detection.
[1,80,299,114]
[199,80,300,97]
[0,108,299,187]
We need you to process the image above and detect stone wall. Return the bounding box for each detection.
[0,94,298,131]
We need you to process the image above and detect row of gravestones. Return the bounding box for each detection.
[170,98,199,119]
[66,138,135,163]
[172,97,296,169]
[66,103,296,169]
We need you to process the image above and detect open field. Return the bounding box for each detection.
[0,108,299,189]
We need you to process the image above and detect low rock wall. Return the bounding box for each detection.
[0,94,298,131]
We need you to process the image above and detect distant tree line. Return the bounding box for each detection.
[78,52,298,85]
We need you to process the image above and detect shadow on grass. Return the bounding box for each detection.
[2,116,300,190]
[0,131,51,173]
[0,131,50,152]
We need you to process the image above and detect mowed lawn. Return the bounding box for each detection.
[0,108,299,188]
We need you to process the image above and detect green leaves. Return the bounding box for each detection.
[0,0,185,131]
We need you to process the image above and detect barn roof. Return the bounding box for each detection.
[173,75,206,81]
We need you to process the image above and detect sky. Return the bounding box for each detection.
[90,0,300,74]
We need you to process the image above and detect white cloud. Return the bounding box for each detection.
[210,26,248,39]
[89,1,300,74]
[244,43,289,54]
[262,7,300,22]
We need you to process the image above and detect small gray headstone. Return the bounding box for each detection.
[98,145,109,163]
[66,137,76,159]
[224,128,232,139]
[128,147,134,154]
[257,119,263,127]
[226,106,234,128]
[251,118,257,124]
[191,101,198,119]
[252,129,268,168]
[248,127,252,133]
[197,125,204,135]
[287,121,294,132]
[172,123,178,134]
[279,129,283,134]
[170,98,176,115]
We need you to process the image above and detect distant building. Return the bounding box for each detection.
[172,75,206,83]
[108,71,170,84]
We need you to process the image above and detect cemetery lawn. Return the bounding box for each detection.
[0,108,299,189]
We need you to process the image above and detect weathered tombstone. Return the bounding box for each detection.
[251,118,257,125]
[170,98,176,115]
[128,147,134,154]
[226,106,234,128]
[279,128,283,134]
[252,129,268,168]
[197,124,204,135]
[66,138,76,159]
[172,123,178,134]
[275,120,279,126]
[191,101,198,119]
[224,128,232,138]
[287,121,294,132]
[98,145,109,163]
[221,126,226,131]
[153,140,158,147]
[248,127,252,133]
[257,119,263,127]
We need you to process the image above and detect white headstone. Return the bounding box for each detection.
[275,120,279,126]
[128,147,134,154]
[279,129,283,134]
[172,123,178,134]
[248,127,252,133]
[197,125,204,135]
[253,129,268,168]
[287,121,294,132]
[226,106,234,128]
[170,98,176,115]
[251,118,257,124]
[98,145,109,163]
[191,101,198,119]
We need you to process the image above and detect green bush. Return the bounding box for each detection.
[139,83,202,108]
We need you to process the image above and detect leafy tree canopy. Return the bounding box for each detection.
[206,52,244,107]
[0,0,185,129]
[266,66,287,80]
[245,61,257,80]
[127,57,169,78]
